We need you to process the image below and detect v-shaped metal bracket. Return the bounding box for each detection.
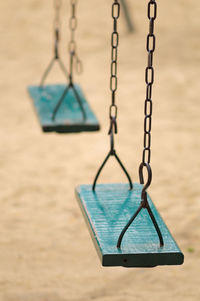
[39,53,86,122]
[92,118,133,191]
[52,82,86,121]
[39,56,69,88]
[117,162,164,248]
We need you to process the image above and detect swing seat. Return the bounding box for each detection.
[75,183,184,267]
[27,84,100,133]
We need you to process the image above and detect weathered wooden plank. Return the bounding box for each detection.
[75,183,184,267]
[28,84,100,133]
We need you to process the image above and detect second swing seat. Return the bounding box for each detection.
[28,83,100,133]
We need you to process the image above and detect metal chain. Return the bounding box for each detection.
[109,0,120,140]
[54,0,62,59]
[68,0,82,74]
[142,0,157,167]
[92,0,133,191]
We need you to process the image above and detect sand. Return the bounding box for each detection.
[0,0,200,300]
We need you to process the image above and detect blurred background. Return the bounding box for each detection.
[0,0,199,300]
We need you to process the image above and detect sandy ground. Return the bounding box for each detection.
[0,0,200,300]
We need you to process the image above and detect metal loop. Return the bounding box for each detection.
[147,34,156,52]
[69,16,77,30]
[109,105,118,119]
[144,132,151,149]
[145,67,154,85]
[110,75,117,93]
[68,40,76,53]
[144,116,152,133]
[112,2,120,19]
[111,32,119,48]
[111,47,118,61]
[144,99,153,116]
[142,148,151,164]
[139,162,152,200]
[148,1,157,20]
[111,61,117,76]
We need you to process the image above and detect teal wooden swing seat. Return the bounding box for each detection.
[76,183,184,267]
[28,84,100,133]
[28,0,100,134]
[75,0,184,268]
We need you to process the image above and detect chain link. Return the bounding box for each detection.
[68,0,82,74]
[109,0,120,129]
[142,0,157,166]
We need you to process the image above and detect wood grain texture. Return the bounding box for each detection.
[75,183,184,267]
[27,84,100,133]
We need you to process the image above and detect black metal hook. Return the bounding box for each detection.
[139,162,152,203]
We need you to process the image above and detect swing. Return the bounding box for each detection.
[75,0,184,267]
[28,0,100,133]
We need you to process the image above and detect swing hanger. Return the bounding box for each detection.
[40,0,82,88]
[93,0,133,191]
[76,0,183,267]
[117,0,164,248]
[39,0,85,121]
[92,0,163,248]
[28,0,100,133]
